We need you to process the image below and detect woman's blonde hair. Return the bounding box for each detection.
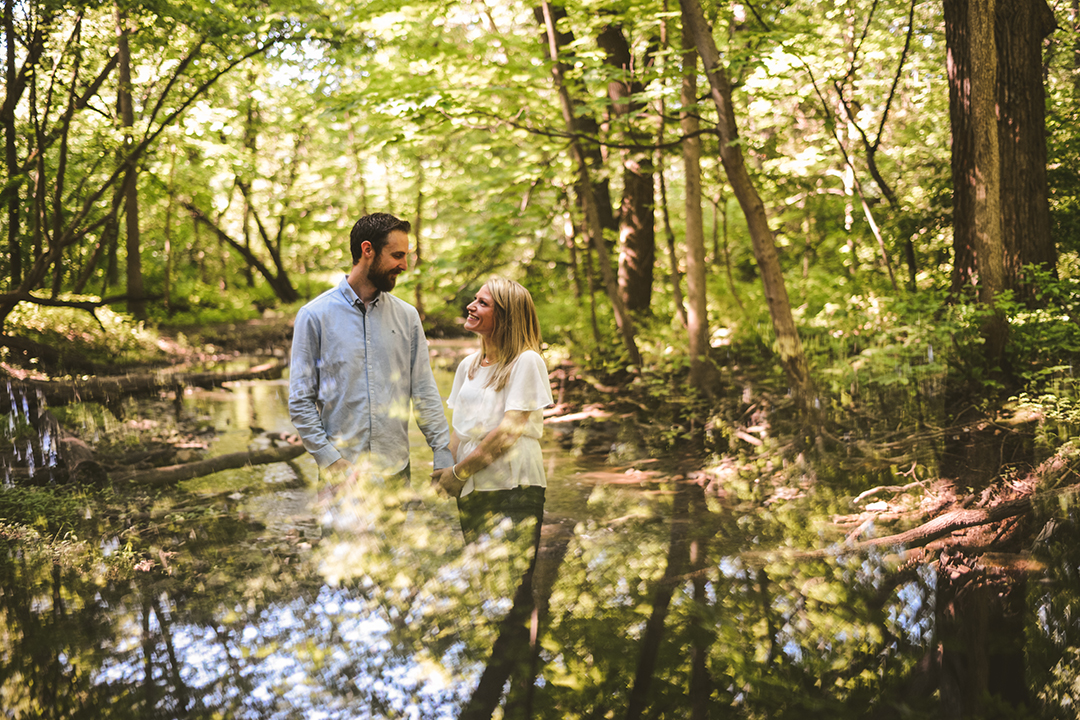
[469,277,543,392]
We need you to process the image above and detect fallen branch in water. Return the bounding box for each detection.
[676,448,1080,575]
[111,441,306,487]
[1,361,285,415]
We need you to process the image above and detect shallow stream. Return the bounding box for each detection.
[1,348,1078,719]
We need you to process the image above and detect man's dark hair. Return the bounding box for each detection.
[350,213,411,263]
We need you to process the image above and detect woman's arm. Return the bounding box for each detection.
[432,410,530,497]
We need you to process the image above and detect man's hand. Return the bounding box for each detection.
[318,459,354,505]
[430,467,465,498]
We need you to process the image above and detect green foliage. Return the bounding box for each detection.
[6,297,168,368]
[1004,266,1080,385]
[801,288,957,395]
[150,277,278,326]
[0,487,85,536]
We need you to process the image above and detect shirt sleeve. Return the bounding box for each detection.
[288,306,342,468]
[408,311,454,470]
[505,350,554,412]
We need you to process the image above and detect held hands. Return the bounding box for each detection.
[318,458,355,505]
[430,466,466,498]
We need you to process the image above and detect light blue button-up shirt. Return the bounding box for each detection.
[288,277,453,475]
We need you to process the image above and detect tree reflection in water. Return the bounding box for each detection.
[1,378,1078,719]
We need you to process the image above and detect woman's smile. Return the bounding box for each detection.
[464,285,497,337]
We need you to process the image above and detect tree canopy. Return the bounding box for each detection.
[2,0,1079,398]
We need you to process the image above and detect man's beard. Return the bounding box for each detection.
[369,260,399,293]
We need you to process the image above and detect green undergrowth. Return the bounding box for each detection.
[5,295,171,371]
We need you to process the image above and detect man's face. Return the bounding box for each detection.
[369,230,410,292]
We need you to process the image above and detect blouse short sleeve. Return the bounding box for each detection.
[505,350,554,412]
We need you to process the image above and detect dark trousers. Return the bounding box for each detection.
[456,485,545,546]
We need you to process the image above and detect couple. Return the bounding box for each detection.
[288,212,553,542]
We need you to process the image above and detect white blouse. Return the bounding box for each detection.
[447,349,554,496]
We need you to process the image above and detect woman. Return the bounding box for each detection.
[431,277,554,543]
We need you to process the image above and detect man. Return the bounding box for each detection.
[288,212,453,495]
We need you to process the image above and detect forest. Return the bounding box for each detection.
[3,0,1080,717]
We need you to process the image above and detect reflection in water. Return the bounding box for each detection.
[1,367,1078,719]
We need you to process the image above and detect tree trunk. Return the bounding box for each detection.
[680,0,814,405]
[947,0,1056,306]
[679,33,716,397]
[534,3,618,244]
[182,197,299,303]
[597,24,656,314]
[968,0,1009,365]
[3,0,24,289]
[1074,0,1080,97]
[50,22,81,299]
[654,6,687,329]
[996,0,1056,295]
[0,361,285,415]
[413,158,425,319]
[117,6,145,319]
[539,1,642,367]
[112,442,305,487]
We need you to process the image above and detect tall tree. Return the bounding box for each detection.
[678,17,715,397]
[946,0,1056,307]
[597,22,656,315]
[116,4,145,320]
[538,1,642,366]
[679,0,814,406]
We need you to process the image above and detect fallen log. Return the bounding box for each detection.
[111,442,306,487]
[0,361,285,415]
[59,432,108,487]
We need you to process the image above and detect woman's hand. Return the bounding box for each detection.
[431,467,466,498]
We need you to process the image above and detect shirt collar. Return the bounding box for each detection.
[338,276,381,310]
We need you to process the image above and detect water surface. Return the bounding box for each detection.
[0,356,1076,719]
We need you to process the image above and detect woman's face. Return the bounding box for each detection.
[465,284,497,338]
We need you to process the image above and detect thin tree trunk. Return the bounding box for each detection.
[680,31,715,396]
[163,147,176,312]
[50,20,81,298]
[3,0,26,290]
[680,0,814,405]
[1074,0,1080,97]
[413,158,425,319]
[561,208,584,300]
[654,11,687,329]
[117,5,145,319]
[658,164,687,329]
[712,191,745,316]
[345,112,368,216]
[583,236,603,348]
